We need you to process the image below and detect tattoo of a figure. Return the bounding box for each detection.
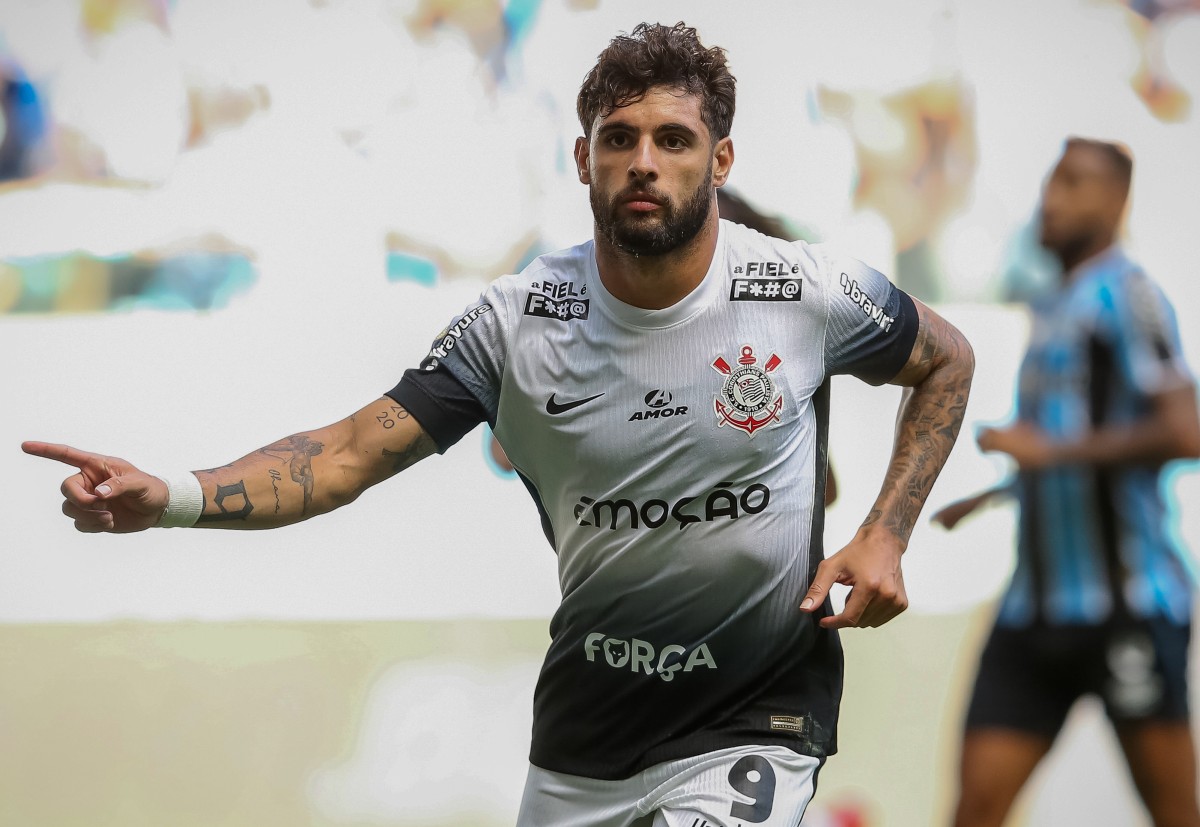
[260,435,325,515]
[382,432,434,474]
[197,480,255,522]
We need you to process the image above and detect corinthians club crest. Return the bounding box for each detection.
[712,345,784,437]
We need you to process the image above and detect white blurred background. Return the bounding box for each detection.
[1,1,1198,825]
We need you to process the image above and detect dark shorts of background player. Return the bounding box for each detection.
[964,615,1192,737]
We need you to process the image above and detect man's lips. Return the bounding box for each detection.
[621,193,663,212]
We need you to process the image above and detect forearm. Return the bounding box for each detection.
[1053,425,1178,467]
[187,397,437,530]
[976,479,1015,504]
[864,308,975,544]
[1051,386,1200,466]
[191,424,360,529]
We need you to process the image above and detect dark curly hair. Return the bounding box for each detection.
[576,22,736,142]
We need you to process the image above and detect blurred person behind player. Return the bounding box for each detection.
[25,22,974,826]
[936,137,1200,827]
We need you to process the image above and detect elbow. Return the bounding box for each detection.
[960,333,976,380]
[1168,407,1200,460]
[1178,429,1200,460]
[944,330,975,397]
[1158,425,1200,463]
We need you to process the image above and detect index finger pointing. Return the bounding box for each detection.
[22,442,106,472]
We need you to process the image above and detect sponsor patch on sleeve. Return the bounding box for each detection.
[425,304,491,362]
[840,272,894,332]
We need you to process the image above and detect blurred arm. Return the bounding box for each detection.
[1053,384,1200,465]
[977,384,1200,470]
[930,480,1014,530]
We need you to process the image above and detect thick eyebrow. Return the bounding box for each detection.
[655,122,700,141]
[594,121,700,141]
[594,122,633,139]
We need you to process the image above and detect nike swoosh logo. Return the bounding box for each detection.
[546,392,605,415]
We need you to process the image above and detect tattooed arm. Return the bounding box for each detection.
[22,397,436,533]
[801,299,974,628]
[189,397,435,529]
[864,299,975,541]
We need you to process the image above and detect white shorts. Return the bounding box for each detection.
[516,745,821,827]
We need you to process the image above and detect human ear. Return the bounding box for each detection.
[712,137,734,187]
[574,136,592,185]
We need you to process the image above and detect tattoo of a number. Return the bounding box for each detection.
[260,436,324,516]
[382,432,434,474]
[376,404,412,430]
[197,480,254,522]
[728,754,776,823]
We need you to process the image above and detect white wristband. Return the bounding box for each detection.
[156,472,204,528]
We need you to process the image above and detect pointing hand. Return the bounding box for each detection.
[22,442,169,533]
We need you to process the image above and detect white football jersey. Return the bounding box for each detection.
[390,220,918,780]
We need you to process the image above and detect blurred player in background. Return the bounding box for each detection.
[25,22,974,826]
[936,137,1200,827]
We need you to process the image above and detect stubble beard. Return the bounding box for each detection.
[591,168,714,258]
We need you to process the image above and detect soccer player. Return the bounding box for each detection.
[24,23,974,825]
[936,138,1200,827]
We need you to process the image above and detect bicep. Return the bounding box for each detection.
[344,397,439,488]
[887,299,974,388]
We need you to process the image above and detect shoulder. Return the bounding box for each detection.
[476,239,594,314]
[1087,248,1151,297]
[518,238,592,280]
[497,239,595,324]
[1088,249,1174,326]
[716,222,824,309]
[721,219,823,271]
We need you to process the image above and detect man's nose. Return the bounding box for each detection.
[628,136,659,180]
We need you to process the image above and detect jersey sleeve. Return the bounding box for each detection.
[1108,272,1193,397]
[813,246,920,385]
[385,279,512,453]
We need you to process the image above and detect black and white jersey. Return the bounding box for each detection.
[388,220,919,780]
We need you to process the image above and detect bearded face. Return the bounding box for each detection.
[590,165,714,257]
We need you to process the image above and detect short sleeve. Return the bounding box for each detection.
[815,247,920,385]
[1110,272,1192,397]
[385,279,512,453]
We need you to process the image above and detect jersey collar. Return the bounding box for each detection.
[585,221,727,330]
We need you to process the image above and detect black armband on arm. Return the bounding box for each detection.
[848,289,920,386]
[386,364,490,453]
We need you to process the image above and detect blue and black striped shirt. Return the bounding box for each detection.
[1000,247,1195,627]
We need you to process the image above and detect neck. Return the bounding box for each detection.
[593,213,721,310]
[1056,232,1115,279]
